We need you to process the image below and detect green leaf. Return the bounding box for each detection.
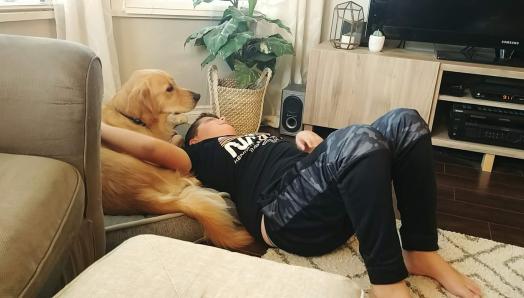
[222,6,256,23]
[203,18,240,55]
[194,37,205,47]
[216,32,253,59]
[201,53,216,67]
[254,59,276,77]
[225,55,237,70]
[254,12,291,34]
[193,0,216,8]
[234,60,260,89]
[262,35,294,56]
[236,22,250,33]
[248,0,257,16]
[250,52,276,62]
[185,25,215,46]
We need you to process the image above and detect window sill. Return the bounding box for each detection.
[112,0,233,20]
[0,4,53,22]
[116,7,223,19]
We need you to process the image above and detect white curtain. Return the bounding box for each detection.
[256,0,324,127]
[53,0,121,101]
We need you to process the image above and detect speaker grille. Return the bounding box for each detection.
[281,95,303,133]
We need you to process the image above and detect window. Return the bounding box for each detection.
[0,0,53,23]
[120,0,247,18]
[0,0,48,5]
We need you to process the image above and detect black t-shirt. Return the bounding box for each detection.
[186,133,307,241]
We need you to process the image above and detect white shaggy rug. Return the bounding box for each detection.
[262,228,524,297]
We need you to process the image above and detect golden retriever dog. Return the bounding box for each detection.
[101,69,252,249]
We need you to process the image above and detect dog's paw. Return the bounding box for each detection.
[168,113,189,126]
[170,134,184,147]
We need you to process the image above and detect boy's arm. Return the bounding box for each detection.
[101,123,191,174]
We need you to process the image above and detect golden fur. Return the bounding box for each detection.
[101,69,253,249]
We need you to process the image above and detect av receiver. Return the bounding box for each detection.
[448,104,524,149]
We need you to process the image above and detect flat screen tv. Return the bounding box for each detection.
[367,0,524,65]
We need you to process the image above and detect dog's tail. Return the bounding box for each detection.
[166,185,254,249]
[146,185,254,249]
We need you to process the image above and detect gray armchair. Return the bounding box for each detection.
[0,34,105,297]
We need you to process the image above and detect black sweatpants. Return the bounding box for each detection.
[260,108,439,285]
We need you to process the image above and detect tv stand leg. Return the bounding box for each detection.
[303,124,313,131]
[481,153,495,172]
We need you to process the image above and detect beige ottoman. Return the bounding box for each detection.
[56,235,363,298]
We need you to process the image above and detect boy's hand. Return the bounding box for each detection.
[295,130,323,153]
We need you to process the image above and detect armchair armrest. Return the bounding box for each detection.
[0,34,105,258]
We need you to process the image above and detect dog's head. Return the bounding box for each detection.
[109,69,200,139]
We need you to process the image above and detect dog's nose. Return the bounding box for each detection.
[192,92,201,102]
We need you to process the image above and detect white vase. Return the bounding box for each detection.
[368,35,385,53]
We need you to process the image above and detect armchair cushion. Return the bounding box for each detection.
[0,153,84,297]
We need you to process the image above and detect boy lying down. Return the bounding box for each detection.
[101,108,481,298]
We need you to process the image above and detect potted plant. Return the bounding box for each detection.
[185,0,294,134]
[368,29,385,53]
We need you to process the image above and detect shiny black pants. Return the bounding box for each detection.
[261,108,438,284]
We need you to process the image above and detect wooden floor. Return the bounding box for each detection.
[433,148,524,247]
[260,126,524,249]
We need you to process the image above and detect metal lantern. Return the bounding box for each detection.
[330,1,365,50]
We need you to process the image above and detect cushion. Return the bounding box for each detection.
[56,235,364,298]
[104,213,204,251]
[0,153,84,297]
[103,191,236,251]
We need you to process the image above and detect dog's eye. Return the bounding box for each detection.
[166,84,174,92]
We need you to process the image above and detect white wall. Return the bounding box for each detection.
[112,17,231,107]
[322,0,370,42]
[0,15,228,108]
[0,19,55,38]
[0,2,373,107]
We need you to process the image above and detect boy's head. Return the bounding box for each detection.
[184,113,236,147]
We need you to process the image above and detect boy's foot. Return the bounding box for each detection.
[372,281,411,298]
[403,250,482,298]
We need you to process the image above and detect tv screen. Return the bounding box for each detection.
[367,0,524,50]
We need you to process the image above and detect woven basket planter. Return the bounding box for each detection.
[208,65,272,135]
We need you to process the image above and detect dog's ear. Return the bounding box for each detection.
[128,81,159,124]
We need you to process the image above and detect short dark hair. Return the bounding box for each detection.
[184,112,219,148]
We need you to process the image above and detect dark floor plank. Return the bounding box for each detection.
[433,147,482,169]
[454,188,524,213]
[436,185,454,200]
[436,173,524,200]
[436,212,491,239]
[434,161,445,174]
[437,199,524,229]
[490,223,524,247]
[492,156,524,177]
[445,164,524,188]
[433,147,524,176]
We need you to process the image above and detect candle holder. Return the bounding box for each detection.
[330,1,365,50]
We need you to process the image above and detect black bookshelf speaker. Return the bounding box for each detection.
[280,84,306,136]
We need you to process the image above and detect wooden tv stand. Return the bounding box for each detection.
[304,42,524,172]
